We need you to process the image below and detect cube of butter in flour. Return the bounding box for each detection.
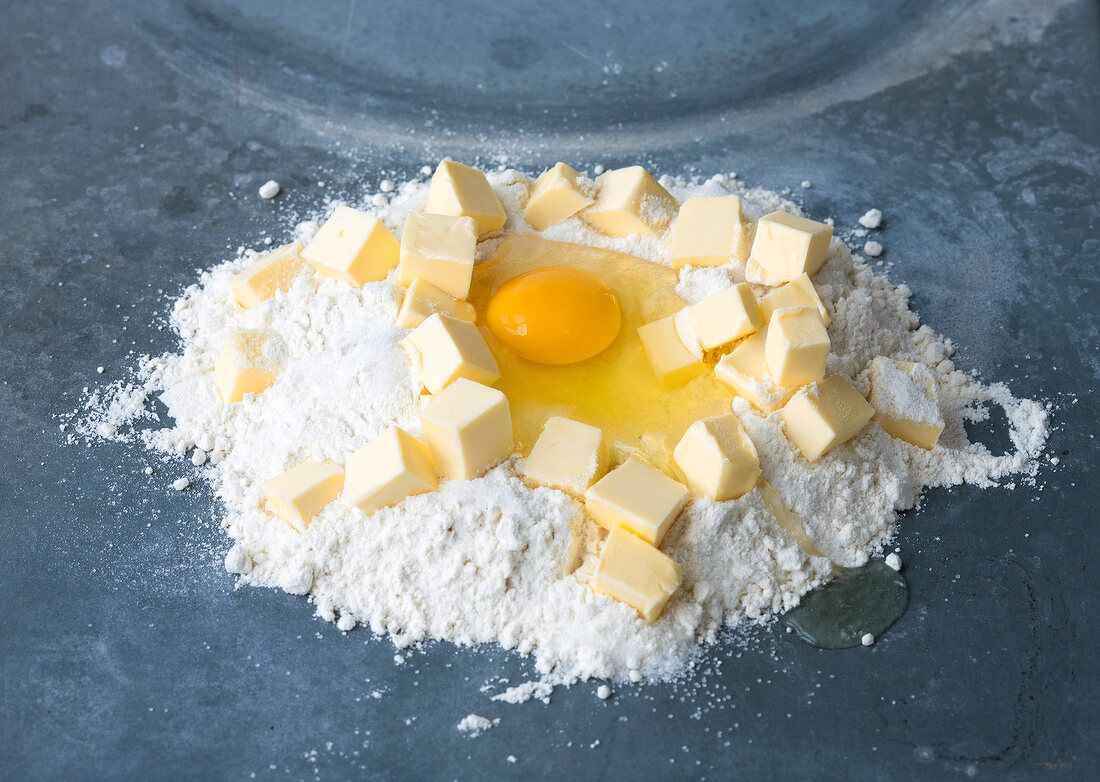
[673,283,763,356]
[746,211,833,284]
[673,414,761,501]
[423,160,507,238]
[584,457,689,547]
[585,166,678,238]
[397,278,477,329]
[214,328,283,403]
[263,460,345,533]
[524,163,593,231]
[419,378,513,479]
[758,273,831,325]
[868,357,944,449]
[302,205,400,285]
[522,416,609,495]
[669,195,751,269]
[344,427,438,514]
[714,327,797,414]
[637,315,705,386]
[402,313,500,395]
[399,212,478,299]
[230,241,308,309]
[591,526,682,624]
[780,374,874,461]
[764,306,829,388]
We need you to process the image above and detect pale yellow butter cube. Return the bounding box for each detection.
[263,460,345,533]
[584,457,689,547]
[302,205,400,285]
[585,166,678,238]
[758,273,830,325]
[396,278,477,329]
[673,414,761,501]
[230,241,307,309]
[344,427,438,514]
[746,211,834,284]
[669,195,751,269]
[637,315,705,386]
[398,212,478,299]
[868,357,944,449]
[420,378,513,479]
[214,329,283,403]
[781,374,874,461]
[673,283,763,356]
[402,313,500,395]
[522,416,609,495]
[423,160,507,238]
[714,328,796,414]
[591,526,682,624]
[524,163,593,231]
[764,306,830,387]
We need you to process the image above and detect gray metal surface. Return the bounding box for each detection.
[1,0,1097,779]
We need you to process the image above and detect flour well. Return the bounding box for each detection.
[75,168,1049,684]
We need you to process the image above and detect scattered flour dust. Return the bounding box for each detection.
[74,167,1049,689]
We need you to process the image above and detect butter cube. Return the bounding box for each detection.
[344,427,438,514]
[669,195,751,269]
[262,460,345,533]
[714,328,796,413]
[402,313,500,395]
[584,457,689,547]
[758,273,830,325]
[214,329,283,403]
[673,283,763,356]
[302,205,400,285]
[637,315,705,386]
[524,163,593,231]
[420,378,513,479]
[230,241,307,309]
[673,414,761,501]
[423,160,507,238]
[764,306,829,387]
[398,212,478,299]
[591,526,682,624]
[522,416,609,495]
[781,374,874,461]
[397,278,477,329]
[746,211,834,284]
[868,357,944,449]
[585,166,678,238]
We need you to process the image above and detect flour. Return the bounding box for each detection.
[74,168,1049,685]
[456,714,496,736]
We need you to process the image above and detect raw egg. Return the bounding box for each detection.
[485,268,621,365]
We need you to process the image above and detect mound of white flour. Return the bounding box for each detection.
[76,169,1048,683]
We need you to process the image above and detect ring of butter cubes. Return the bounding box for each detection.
[669,195,752,269]
[780,374,874,461]
[584,457,689,547]
[591,526,682,624]
[215,328,284,403]
[746,211,833,285]
[522,416,609,495]
[585,166,678,238]
[673,414,761,501]
[423,160,507,238]
[230,241,307,309]
[398,212,478,299]
[673,283,763,357]
[419,378,513,480]
[344,427,438,514]
[764,306,830,388]
[301,204,400,286]
[523,163,593,231]
[867,357,944,449]
[263,460,345,533]
[402,313,500,395]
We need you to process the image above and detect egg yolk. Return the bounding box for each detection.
[485,268,621,365]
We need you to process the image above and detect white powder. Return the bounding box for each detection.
[859,209,883,229]
[75,169,1048,685]
[456,714,496,736]
[258,180,280,200]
